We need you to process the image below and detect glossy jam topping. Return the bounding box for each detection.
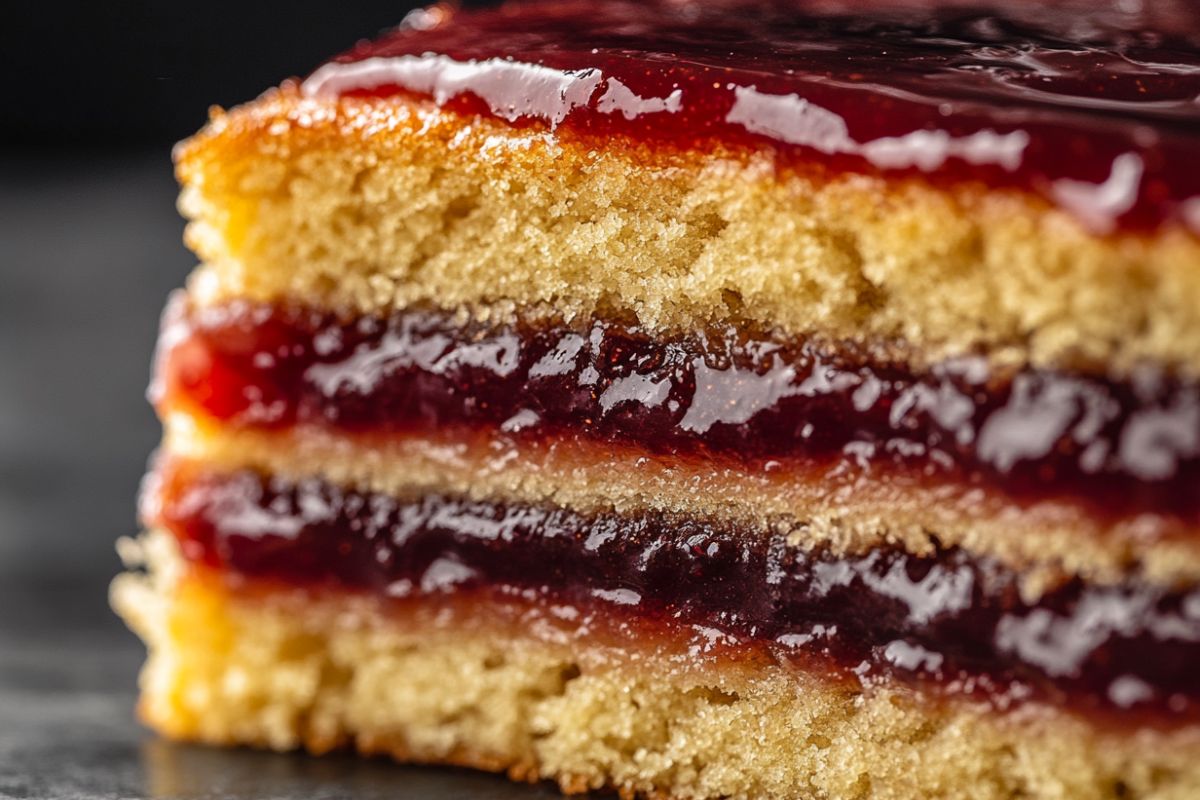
[301,0,1200,233]
[157,298,1200,522]
[156,466,1200,722]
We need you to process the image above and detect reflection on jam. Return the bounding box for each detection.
[157,297,1200,521]
[301,0,1200,233]
[156,467,1200,723]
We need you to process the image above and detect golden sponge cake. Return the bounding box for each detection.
[115,2,1200,797]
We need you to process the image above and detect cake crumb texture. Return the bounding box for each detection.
[177,87,1200,375]
[113,533,1200,800]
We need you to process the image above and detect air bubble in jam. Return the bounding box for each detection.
[153,465,1200,726]
[157,297,1200,522]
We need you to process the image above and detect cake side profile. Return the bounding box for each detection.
[179,87,1200,375]
[115,1,1200,798]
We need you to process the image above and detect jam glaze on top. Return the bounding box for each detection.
[300,0,1200,234]
[157,297,1200,524]
[155,465,1200,726]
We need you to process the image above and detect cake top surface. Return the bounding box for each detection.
[303,0,1200,234]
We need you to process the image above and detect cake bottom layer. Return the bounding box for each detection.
[112,534,1200,800]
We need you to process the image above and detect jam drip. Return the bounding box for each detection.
[158,298,1200,522]
[303,0,1200,233]
[158,467,1200,723]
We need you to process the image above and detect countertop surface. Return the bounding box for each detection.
[0,152,562,800]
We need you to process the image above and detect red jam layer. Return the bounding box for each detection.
[302,0,1200,234]
[157,298,1200,522]
[156,466,1200,723]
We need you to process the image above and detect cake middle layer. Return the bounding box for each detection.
[152,462,1200,726]
[158,297,1200,521]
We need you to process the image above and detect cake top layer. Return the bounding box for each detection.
[303,0,1200,234]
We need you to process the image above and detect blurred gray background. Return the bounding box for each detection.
[0,4,558,798]
[0,152,183,593]
[1,0,460,590]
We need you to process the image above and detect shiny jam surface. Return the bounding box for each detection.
[302,0,1200,233]
[158,466,1200,723]
[158,298,1200,522]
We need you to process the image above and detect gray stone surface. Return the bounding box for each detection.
[0,154,564,799]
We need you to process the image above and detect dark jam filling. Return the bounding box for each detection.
[159,467,1200,723]
[158,297,1200,522]
[304,0,1200,233]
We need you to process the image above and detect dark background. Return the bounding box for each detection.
[0,3,555,798]
[2,2,457,580]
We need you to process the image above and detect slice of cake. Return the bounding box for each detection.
[113,1,1200,797]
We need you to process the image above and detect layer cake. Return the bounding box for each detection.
[113,1,1200,797]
